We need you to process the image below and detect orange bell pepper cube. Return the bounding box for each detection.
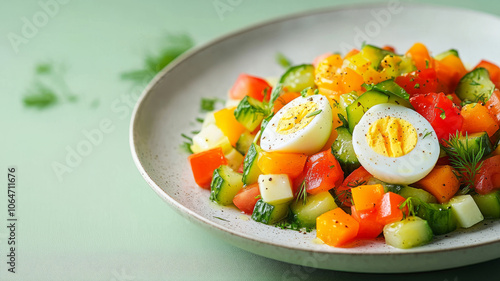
[351,184,385,211]
[188,147,227,189]
[351,205,384,239]
[257,151,307,179]
[214,108,247,146]
[461,103,499,137]
[334,166,373,207]
[414,165,460,203]
[406,42,434,71]
[273,92,301,114]
[376,192,408,225]
[316,208,359,247]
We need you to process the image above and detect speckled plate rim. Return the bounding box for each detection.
[130,3,500,273]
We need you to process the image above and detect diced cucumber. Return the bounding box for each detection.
[210,165,243,205]
[331,127,360,175]
[242,143,263,185]
[224,148,245,172]
[383,216,433,249]
[251,199,289,225]
[371,79,410,101]
[279,64,316,93]
[472,191,500,219]
[416,202,457,235]
[366,177,406,194]
[457,131,493,158]
[338,92,358,118]
[449,195,484,228]
[290,191,338,228]
[360,44,395,70]
[233,96,269,131]
[456,68,495,103]
[258,174,294,205]
[346,90,389,133]
[434,49,459,61]
[399,186,437,204]
[235,131,254,155]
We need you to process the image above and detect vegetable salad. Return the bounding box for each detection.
[185,43,500,249]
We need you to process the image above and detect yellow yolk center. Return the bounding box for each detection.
[366,116,418,158]
[277,101,318,135]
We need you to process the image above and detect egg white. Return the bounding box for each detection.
[260,95,332,155]
[352,103,440,185]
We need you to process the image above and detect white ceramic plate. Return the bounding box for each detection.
[130,4,500,273]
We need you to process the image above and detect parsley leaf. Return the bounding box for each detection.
[275,52,292,69]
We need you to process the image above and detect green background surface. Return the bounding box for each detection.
[1,0,500,280]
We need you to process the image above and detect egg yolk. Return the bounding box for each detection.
[366,116,417,158]
[276,101,318,135]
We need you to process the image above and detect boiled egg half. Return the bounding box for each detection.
[260,95,332,155]
[352,103,440,185]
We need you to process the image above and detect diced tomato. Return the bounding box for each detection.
[316,208,359,247]
[486,89,500,125]
[229,74,272,101]
[233,184,260,214]
[376,192,408,225]
[475,155,500,195]
[475,60,500,88]
[394,68,438,96]
[299,149,344,195]
[410,92,463,141]
[351,206,384,239]
[334,166,373,207]
[187,147,227,189]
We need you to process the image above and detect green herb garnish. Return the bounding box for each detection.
[200,97,224,112]
[306,109,322,118]
[121,33,194,83]
[276,52,292,69]
[441,132,485,194]
[436,107,446,119]
[296,180,308,205]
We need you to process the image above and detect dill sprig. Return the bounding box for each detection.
[121,33,194,83]
[296,180,308,205]
[441,132,484,194]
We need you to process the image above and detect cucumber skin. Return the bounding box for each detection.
[242,143,262,185]
[331,127,361,175]
[473,192,500,219]
[289,192,338,228]
[455,68,495,103]
[251,199,289,225]
[417,203,457,235]
[209,165,243,206]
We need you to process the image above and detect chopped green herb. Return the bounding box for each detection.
[414,83,420,89]
[441,132,485,194]
[213,216,229,222]
[255,194,262,199]
[200,97,224,112]
[296,180,308,205]
[121,33,194,83]
[195,117,204,123]
[306,109,322,118]
[436,107,446,119]
[275,221,312,232]
[422,130,432,139]
[425,60,430,69]
[23,83,58,109]
[275,52,292,69]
